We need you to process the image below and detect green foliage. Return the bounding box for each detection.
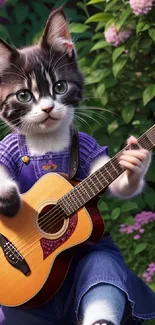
[0,0,155,289]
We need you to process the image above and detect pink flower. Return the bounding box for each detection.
[133,234,140,240]
[0,0,7,6]
[139,228,145,233]
[129,0,154,16]
[142,262,155,283]
[104,24,132,47]
[119,211,155,235]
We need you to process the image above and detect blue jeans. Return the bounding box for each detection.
[79,283,126,325]
[1,236,155,324]
[0,283,126,325]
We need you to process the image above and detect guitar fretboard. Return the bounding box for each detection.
[58,125,155,216]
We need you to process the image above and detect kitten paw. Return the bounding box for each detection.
[0,180,21,217]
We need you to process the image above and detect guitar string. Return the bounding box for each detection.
[0,132,153,262]
[2,154,125,257]
[3,139,152,262]
[1,133,153,259]
[16,130,153,242]
[0,141,154,272]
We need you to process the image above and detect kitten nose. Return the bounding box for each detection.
[41,107,53,113]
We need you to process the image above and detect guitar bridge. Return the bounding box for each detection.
[0,234,31,276]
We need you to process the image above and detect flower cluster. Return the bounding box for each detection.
[142,262,155,282]
[119,211,155,240]
[129,0,154,16]
[0,0,7,7]
[104,24,132,47]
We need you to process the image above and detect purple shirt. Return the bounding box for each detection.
[0,132,108,193]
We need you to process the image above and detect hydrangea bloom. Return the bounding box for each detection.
[142,262,155,282]
[0,0,7,6]
[119,211,155,239]
[104,24,132,47]
[129,0,154,16]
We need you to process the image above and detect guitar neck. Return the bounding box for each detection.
[58,125,155,216]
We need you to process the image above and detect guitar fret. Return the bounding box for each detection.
[86,177,98,195]
[59,199,72,215]
[102,165,114,182]
[108,161,119,179]
[139,134,153,150]
[91,173,104,191]
[78,183,92,200]
[97,170,109,186]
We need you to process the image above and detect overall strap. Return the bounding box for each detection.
[69,125,79,180]
[18,134,29,157]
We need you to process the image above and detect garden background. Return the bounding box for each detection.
[0,0,155,311]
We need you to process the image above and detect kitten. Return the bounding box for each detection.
[0,8,152,325]
[0,7,151,219]
[0,8,83,216]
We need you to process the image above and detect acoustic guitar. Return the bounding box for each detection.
[0,125,154,308]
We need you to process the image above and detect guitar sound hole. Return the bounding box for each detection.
[38,204,65,235]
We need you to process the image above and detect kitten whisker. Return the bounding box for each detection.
[54,61,75,73]
[74,115,91,130]
[10,63,27,79]
[79,104,119,116]
[76,112,102,126]
[3,72,28,82]
[77,111,110,124]
[51,50,71,74]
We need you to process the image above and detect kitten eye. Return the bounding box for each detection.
[16,90,33,103]
[53,81,68,95]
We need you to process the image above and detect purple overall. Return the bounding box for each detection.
[0,132,154,325]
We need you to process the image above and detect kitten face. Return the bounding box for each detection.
[0,8,84,135]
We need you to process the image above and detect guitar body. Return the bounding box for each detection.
[0,173,104,308]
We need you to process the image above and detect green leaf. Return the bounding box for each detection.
[136,21,150,34]
[149,28,155,42]
[144,188,155,210]
[92,33,104,41]
[112,45,125,63]
[0,7,7,18]
[122,105,136,124]
[125,215,134,225]
[99,201,109,212]
[87,0,105,4]
[100,91,108,106]
[86,13,112,24]
[96,83,106,97]
[121,202,138,213]
[85,69,104,85]
[108,120,119,134]
[134,243,148,256]
[104,0,118,12]
[112,58,127,77]
[90,40,110,51]
[111,207,121,220]
[0,25,10,40]
[103,77,118,89]
[69,23,89,33]
[139,38,152,49]
[31,2,49,19]
[104,18,115,31]
[102,213,111,220]
[143,84,155,106]
[115,7,132,31]
[14,3,29,24]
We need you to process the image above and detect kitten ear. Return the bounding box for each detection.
[0,39,18,73]
[41,7,74,57]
